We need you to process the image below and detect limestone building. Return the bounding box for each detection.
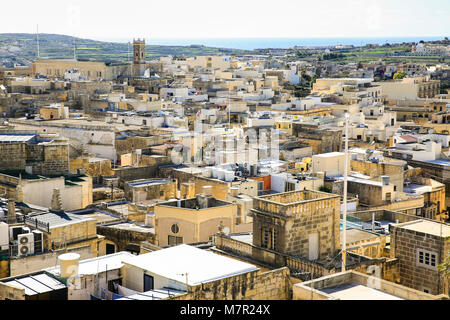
[0,132,69,176]
[133,39,146,77]
[251,190,341,261]
[390,219,450,296]
[154,193,237,247]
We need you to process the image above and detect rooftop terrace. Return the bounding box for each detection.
[252,190,340,217]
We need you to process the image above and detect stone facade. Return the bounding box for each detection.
[124,179,177,202]
[251,190,341,261]
[0,135,69,176]
[292,124,342,154]
[96,224,156,252]
[351,160,405,192]
[171,267,291,300]
[391,221,450,295]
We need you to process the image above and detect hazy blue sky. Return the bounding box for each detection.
[2,0,449,40]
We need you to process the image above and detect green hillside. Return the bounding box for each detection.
[0,33,254,65]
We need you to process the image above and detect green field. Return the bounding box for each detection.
[0,33,254,63]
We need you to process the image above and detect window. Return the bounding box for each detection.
[285,182,295,192]
[171,223,180,234]
[417,249,437,269]
[106,243,115,255]
[168,235,183,246]
[261,227,277,250]
[160,191,164,197]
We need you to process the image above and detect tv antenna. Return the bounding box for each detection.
[36,24,40,59]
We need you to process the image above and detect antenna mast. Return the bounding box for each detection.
[73,37,77,60]
[36,24,40,59]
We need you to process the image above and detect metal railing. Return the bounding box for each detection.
[213,234,328,281]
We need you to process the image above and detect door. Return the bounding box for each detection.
[308,233,319,260]
[106,243,115,255]
[144,274,154,292]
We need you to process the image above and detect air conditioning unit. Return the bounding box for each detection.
[0,222,9,251]
[32,230,43,253]
[9,226,24,241]
[18,233,34,257]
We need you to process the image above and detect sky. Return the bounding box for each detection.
[1,0,449,41]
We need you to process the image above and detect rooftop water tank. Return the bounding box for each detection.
[216,169,225,181]
[224,170,235,182]
[58,253,80,278]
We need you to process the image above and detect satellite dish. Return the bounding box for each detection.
[223,227,230,235]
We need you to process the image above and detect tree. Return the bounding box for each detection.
[393,71,406,80]
[438,253,450,275]
[438,252,450,296]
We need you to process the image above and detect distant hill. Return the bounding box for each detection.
[0,33,254,66]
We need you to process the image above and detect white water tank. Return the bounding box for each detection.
[381,176,390,186]
[202,185,213,196]
[204,167,213,178]
[224,170,235,182]
[212,167,219,178]
[0,222,8,251]
[216,169,225,181]
[58,253,80,278]
[230,187,240,197]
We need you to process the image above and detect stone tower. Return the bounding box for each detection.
[133,38,146,76]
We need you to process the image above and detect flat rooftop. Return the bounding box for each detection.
[46,251,134,277]
[158,196,233,210]
[104,222,155,234]
[68,208,120,225]
[397,220,450,237]
[2,273,66,296]
[340,228,380,244]
[122,244,259,286]
[28,211,94,229]
[313,152,345,158]
[257,189,338,205]
[425,159,450,166]
[117,288,186,300]
[321,283,404,300]
[128,179,174,188]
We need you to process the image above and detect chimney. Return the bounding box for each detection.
[7,198,15,223]
[202,185,213,197]
[16,184,23,203]
[230,187,239,197]
[50,189,63,212]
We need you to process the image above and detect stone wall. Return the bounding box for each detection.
[97,224,156,251]
[252,194,341,260]
[125,180,177,202]
[293,270,447,300]
[8,245,93,277]
[0,140,68,176]
[0,143,26,171]
[113,165,158,184]
[171,267,291,300]
[351,160,405,192]
[157,167,201,188]
[391,224,449,295]
[0,282,26,300]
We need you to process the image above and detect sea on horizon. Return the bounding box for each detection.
[100,36,445,50]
